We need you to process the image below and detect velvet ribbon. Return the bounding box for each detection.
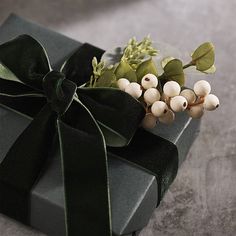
[0,35,178,236]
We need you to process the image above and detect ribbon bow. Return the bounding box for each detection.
[0,35,145,236]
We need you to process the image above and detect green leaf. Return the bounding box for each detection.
[0,63,21,83]
[192,42,215,71]
[163,59,185,86]
[136,58,158,83]
[114,59,137,82]
[203,64,216,74]
[161,57,175,68]
[92,57,98,68]
[95,69,116,88]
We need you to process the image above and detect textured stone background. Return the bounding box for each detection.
[0,0,235,235]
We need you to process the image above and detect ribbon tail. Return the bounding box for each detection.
[0,104,57,223]
[57,102,112,236]
[109,128,179,206]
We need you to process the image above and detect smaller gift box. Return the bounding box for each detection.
[0,14,200,236]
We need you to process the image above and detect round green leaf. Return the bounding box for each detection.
[163,59,185,86]
[203,64,216,74]
[0,63,21,83]
[136,58,158,83]
[114,59,137,82]
[161,57,175,68]
[192,42,215,71]
[95,69,117,88]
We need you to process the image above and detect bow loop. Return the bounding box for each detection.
[42,71,77,115]
[0,35,50,90]
[77,87,145,147]
[61,43,105,87]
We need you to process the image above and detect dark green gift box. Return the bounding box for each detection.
[0,14,200,236]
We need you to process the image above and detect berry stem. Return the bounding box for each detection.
[163,96,170,106]
[183,61,195,69]
[93,77,98,88]
[187,96,204,108]
[89,75,93,87]
[158,74,166,80]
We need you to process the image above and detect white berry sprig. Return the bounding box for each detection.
[88,37,220,130]
[122,36,158,70]
[186,80,219,117]
[118,77,219,129]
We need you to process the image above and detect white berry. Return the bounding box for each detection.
[159,109,175,124]
[170,96,188,112]
[180,89,196,104]
[142,113,157,129]
[203,94,219,111]
[117,78,130,91]
[124,82,142,99]
[141,73,158,89]
[163,81,181,97]
[151,101,168,117]
[193,80,211,96]
[187,105,204,118]
[144,88,161,105]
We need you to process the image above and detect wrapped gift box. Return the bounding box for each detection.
[0,14,200,236]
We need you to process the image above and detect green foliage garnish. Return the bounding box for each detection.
[88,36,215,89]
[115,60,137,82]
[95,69,117,87]
[0,63,20,82]
[89,57,108,87]
[203,64,216,74]
[136,58,158,83]
[191,42,215,71]
[121,36,158,70]
[162,59,185,86]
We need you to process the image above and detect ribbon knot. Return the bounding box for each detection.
[42,70,77,115]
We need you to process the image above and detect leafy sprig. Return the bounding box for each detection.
[159,42,216,86]
[183,42,215,72]
[89,57,106,87]
[89,57,117,88]
[88,37,215,89]
[121,36,158,70]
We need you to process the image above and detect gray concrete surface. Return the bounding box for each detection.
[0,0,235,235]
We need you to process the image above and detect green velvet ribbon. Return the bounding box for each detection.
[0,35,145,236]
